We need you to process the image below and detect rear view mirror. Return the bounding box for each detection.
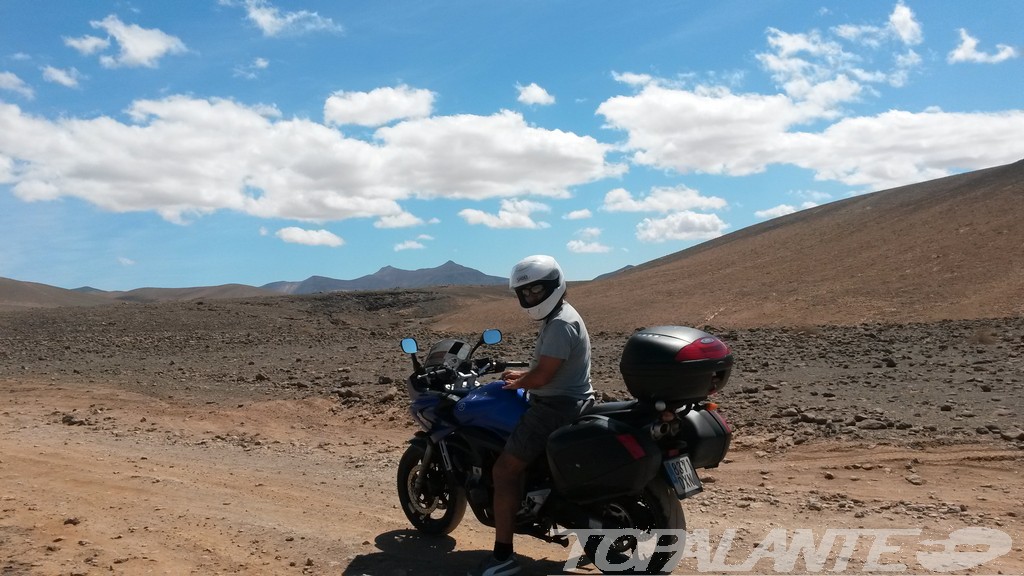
[401,338,418,354]
[482,329,501,345]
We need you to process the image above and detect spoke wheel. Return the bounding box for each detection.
[396,443,466,535]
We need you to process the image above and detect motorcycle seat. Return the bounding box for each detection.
[581,400,638,416]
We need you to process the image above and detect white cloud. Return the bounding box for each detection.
[234,57,270,79]
[604,185,727,213]
[754,201,818,219]
[948,29,1019,64]
[611,71,654,87]
[63,34,110,55]
[0,94,619,224]
[564,209,592,220]
[598,9,1024,193]
[85,15,187,68]
[377,109,622,199]
[0,72,33,99]
[324,85,435,127]
[567,240,611,254]
[458,199,551,229]
[784,109,1024,189]
[832,2,922,47]
[233,0,342,37]
[791,189,832,202]
[517,83,555,106]
[888,2,923,45]
[374,212,423,228]
[567,227,610,253]
[417,234,434,241]
[636,212,728,243]
[275,227,343,247]
[42,66,82,88]
[394,240,425,251]
[117,256,136,266]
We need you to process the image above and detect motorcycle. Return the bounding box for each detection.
[396,326,733,574]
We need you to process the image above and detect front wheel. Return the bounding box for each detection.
[583,477,686,575]
[397,442,467,535]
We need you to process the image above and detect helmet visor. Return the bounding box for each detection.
[515,280,557,309]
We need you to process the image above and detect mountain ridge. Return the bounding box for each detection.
[0,260,507,309]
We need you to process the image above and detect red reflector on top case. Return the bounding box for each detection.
[675,337,730,361]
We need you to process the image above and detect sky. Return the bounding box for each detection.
[1,1,1022,290]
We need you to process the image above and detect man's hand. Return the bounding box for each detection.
[501,356,563,390]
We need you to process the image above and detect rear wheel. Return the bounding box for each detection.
[583,477,686,574]
[396,443,467,535]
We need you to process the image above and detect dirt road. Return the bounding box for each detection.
[3,377,1021,575]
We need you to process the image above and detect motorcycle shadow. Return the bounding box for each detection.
[342,530,598,575]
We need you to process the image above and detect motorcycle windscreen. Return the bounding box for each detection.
[453,381,528,436]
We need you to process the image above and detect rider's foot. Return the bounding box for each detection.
[467,553,521,576]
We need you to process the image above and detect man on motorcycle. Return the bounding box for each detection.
[469,255,595,576]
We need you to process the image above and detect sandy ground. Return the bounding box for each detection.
[3,375,1022,576]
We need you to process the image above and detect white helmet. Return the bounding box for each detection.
[509,255,566,321]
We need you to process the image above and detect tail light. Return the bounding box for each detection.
[675,336,730,361]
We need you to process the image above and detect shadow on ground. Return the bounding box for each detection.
[343,530,588,575]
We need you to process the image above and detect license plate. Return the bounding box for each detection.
[664,455,703,499]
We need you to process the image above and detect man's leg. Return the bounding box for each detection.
[492,450,527,547]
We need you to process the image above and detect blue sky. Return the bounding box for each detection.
[1,1,1022,290]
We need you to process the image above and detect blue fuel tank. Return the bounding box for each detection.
[453,381,528,436]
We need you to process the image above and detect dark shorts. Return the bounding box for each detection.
[504,395,592,463]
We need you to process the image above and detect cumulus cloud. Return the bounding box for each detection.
[0,72,33,99]
[754,201,818,220]
[834,1,922,47]
[458,199,551,229]
[517,83,555,106]
[394,240,425,251]
[324,85,435,127]
[63,35,110,55]
[42,66,82,88]
[567,227,611,254]
[377,109,622,199]
[0,94,618,224]
[229,0,342,37]
[564,209,592,220]
[597,5,1024,192]
[611,71,654,87]
[636,212,728,243]
[374,212,424,228]
[948,29,1019,64]
[275,227,344,247]
[73,15,188,68]
[603,185,727,213]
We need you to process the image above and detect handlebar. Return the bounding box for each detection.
[410,358,529,391]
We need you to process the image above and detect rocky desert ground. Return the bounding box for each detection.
[2,290,1023,575]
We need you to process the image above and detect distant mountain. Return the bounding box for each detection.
[261,260,506,295]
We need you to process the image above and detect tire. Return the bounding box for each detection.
[583,477,686,575]
[396,443,467,535]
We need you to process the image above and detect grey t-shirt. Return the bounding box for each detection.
[530,301,594,400]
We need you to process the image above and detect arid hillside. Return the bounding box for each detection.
[441,159,1024,333]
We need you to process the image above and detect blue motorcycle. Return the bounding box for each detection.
[397,327,733,574]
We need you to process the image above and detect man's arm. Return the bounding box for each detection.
[502,355,563,390]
